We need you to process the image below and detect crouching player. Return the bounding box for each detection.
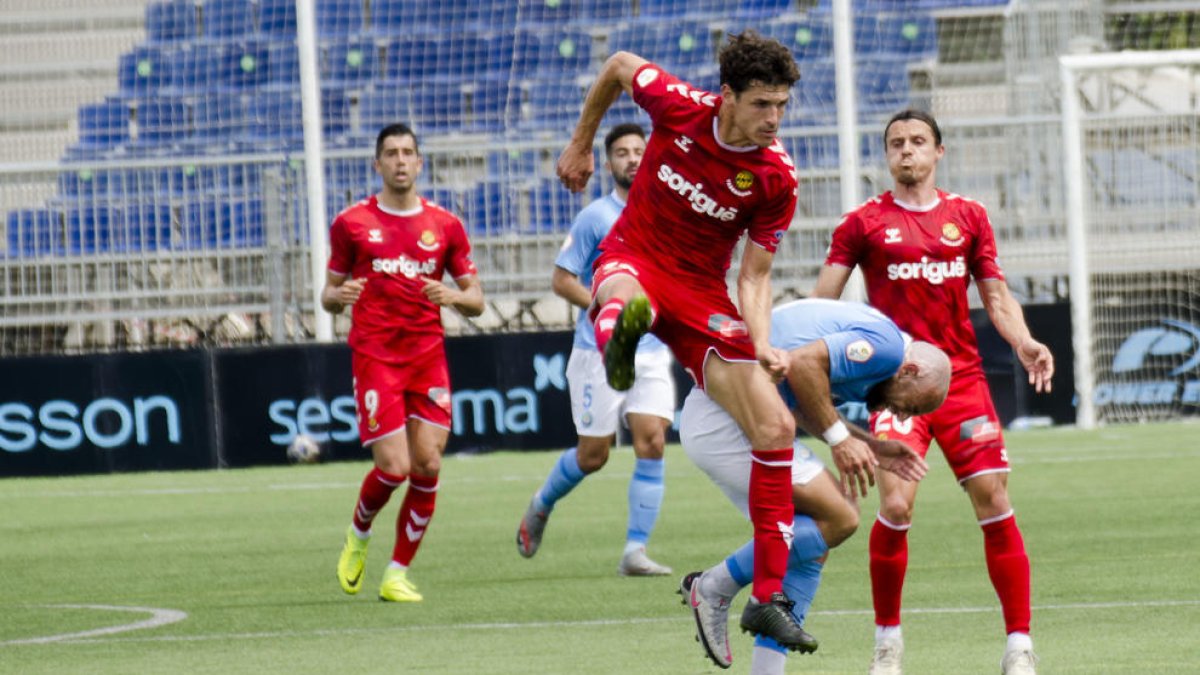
[679,298,950,672]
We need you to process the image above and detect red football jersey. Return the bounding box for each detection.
[602,62,799,281]
[825,190,1005,376]
[328,195,478,365]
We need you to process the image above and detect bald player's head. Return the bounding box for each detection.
[866,341,951,420]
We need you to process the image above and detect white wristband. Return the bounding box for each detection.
[822,420,851,446]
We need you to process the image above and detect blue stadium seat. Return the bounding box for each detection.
[317,0,367,36]
[214,40,273,89]
[467,79,518,133]
[118,46,174,95]
[372,0,504,34]
[512,29,592,79]
[856,55,911,112]
[386,31,519,80]
[609,20,717,72]
[460,180,515,235]
[193,92,251,141]
[258,0,296,34]
[64,203,113,255]
[244,87,350,147]
[77,98,131,148]
[407,81,467,135]
[734,0,795,18]
[321,37,380,84]
[135,97,192,145]
[181,198,265,249]
[203,0,256,38]
[581,0,632,20]
[638,0,723,18]
[514,0,582,26]
[528,178,584,233]
[763,18,834,61]
[325,157,377,211]
[146,0,198,43]
[358,86,414,133]
[791,59,836,113]
[518,78,587,134]
[869,12,938,58]
[113,202,174,252]
[6,209,58,258]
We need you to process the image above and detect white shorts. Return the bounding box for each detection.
[567,347,676,437]
[679,387,825,519]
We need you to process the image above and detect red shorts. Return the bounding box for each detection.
[868,370,1008,483]
[592,252,755,390]
[351,349,452,445]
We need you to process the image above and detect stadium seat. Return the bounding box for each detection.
[460,180,516,235]
[145,0,199,43]
[869,12,938,58]
[638,0,723,19]
[763,18,834,61]
[77,98,131,148]
[244,87,350,147]
[856,55,912,112]
[135,97,192,146]
[580,0,632,21]
[512,29,593,80]
[181,198,265,249]
[514,0,582,26]
[527,178,584,233]
[202,0,256,38]
[192,92,251,142]
[358,85,414,133]
[609,20,718,72]
[106,202,174,252]
[733,0,795,18]
[258,0,297,34]
[118,46,174,95]
[466,79,518,133]
[317,0,367,36]
[407,80,467,135]
[5,208,58,258]
[321,37,381,84]
[64,203,114,255]
[518,78,588,135]
[371,0,504,34]
[325,157,377,211]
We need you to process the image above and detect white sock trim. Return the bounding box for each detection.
[876,513,912,531]
[978,509,1015,527]
[1006,631,1033,651]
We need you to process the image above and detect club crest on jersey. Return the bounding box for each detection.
[368,229,384,243]
[707,314,748,338]
[846,339,874,363]
[726,170,754,197]
[940,222,964,246]
[884,228,902,244]
[417,229,441,252]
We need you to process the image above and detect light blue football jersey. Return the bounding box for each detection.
[770,298,907,404]
[555,191,667,353]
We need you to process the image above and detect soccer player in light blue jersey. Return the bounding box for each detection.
[679,298,951,672]
[517,124,678,576]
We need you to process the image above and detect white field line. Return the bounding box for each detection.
[3,599,1196,647]
[1,605,187,646]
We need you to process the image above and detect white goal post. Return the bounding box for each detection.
[1060,49,1200,429]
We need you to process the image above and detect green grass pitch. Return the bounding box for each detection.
[2,422,1198,673]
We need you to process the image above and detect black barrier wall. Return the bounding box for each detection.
[0,350,215,476]
[0,305,1084,477]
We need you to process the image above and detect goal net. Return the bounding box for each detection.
[1060,49,1200,426]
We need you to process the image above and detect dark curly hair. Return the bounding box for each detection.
[718,30,800,94]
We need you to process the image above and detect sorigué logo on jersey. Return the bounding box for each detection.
[657,164,738,221]
[886,256,967,285]
[372,254,437,278]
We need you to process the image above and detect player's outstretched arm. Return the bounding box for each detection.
[978,278,1054,392]
[557,51,647,193]
[812,264,852,299]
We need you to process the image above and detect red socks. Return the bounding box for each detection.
[351,467,406,533]
[748,447,794,602]
[593,299,626,354]
[982,513,1031,634]
[392,473,439,567]
[869,515,910,627]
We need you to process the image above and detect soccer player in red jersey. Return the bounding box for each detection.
[325,123,483,603]
[813,109,1053,675]
[556,32,814,649]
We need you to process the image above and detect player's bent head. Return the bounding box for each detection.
[867,341,951,418]
[376,122,420,159]
[884,109,942,147]
[604,123,645,159]
[718,30,800,95]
